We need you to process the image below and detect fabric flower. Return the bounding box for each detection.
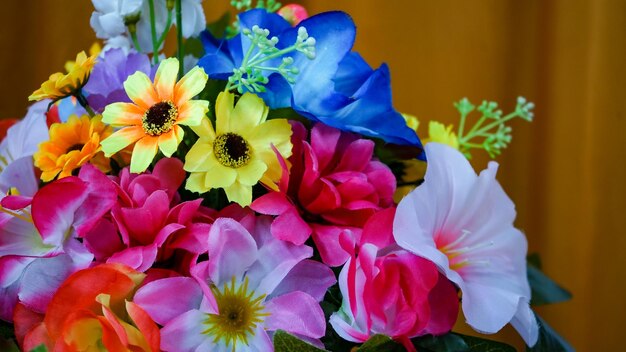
[0,165,117,321]
[134,216,334,351]
[277,4,309,25]
[90,0,143,40]
[84,48,154,112]
[330,244,459,351]
[14,264,160,352]
[252,122,395,266]
[393,143,538,346]
[33,115,113,182]
[100,57,209,173]
[198,10,424,157]
[0,101,49,195]
[29,51,97,102]
[184,91,293,206]
[83,158,211,273]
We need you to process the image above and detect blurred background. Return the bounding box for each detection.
[1,0,624,350]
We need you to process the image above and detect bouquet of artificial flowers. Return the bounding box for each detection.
[0,1,573,351]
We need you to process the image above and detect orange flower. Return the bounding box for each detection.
[29,51,97,102]
[100,57,209,173]
[34,114,112,182]
[16,264,160,352]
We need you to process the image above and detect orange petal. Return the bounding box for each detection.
[100,125,146,156]
[173,65,208,107]
[124,71,159,110]
[177,100,209,127]
[102,102,145,127]
[130,136,159,173]
[153,58,179,101]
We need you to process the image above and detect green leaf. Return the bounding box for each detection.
[0,336,19,352]
[357,334,403,352]
[414,333,515,352]
[414,333,469,351]
[458,333,517,352]
[29,344,48,352]
[273,330,329,352]
[527,256,572,305]
[527,314,574,352]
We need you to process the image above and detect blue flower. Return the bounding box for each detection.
[198,9,425,159]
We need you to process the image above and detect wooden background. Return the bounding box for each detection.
[1,1,625,350]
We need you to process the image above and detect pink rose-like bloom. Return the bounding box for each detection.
[83,158,212,273]
[134,216,335,352]
[253,122,396,266]
[329,208,458,351]
[394,143,538,346]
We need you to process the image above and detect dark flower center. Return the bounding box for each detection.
[67,144,84,152]
[213,133,251,168]
[142,101,178,136]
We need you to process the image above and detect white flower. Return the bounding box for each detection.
[393,143,539,346]
[90,0,143,39]
[174,0,206,38]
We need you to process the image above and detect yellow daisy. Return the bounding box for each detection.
[29,51,97,102]
[100,57,209,173]
[426,121,459,149]
[184,91,293,206]
[34,115,112,182]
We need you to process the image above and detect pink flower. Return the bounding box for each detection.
[329,213,458,351]
[134,216,335,351]
[83,158,212,273]
[252,122,396,266]
[278,4,309,26]
[393,143,538,346]
[0,164,116,320]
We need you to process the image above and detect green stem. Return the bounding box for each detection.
[176,0,184,79]
[148,0,159,64]
[130,30,143,52]
[156,10,173,50]
[465,112,520,142]
[462,114,488,143]
[457,111,468,140]
[75,91,95,117]
[247,46,295,67]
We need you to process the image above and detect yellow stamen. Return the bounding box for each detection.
[203,276,270,351]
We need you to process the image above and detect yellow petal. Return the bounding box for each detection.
[248,119,293,158]
[130,136,159,173]
[177,100,209,127]
[184,140,215,172]
[154,58,179,101]
[224,182,252,207]
[215,91,234,134]
[102,102,144,126]
[174,66,208,106]
[231,93,269,135]
[158,129,180,157]
[100,125,145,156]
[204,163,237,188]
[186,172,210,194]
[124,71,159,109]
[190,116,216,141]
[236,159,267,186]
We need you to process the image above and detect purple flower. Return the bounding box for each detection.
[84,48,153,112]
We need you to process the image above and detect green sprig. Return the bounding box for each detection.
[456,97,534,158]
[225,25,316,93]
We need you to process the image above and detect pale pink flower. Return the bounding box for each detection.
[393,143,538,346]
[134,216,335,351]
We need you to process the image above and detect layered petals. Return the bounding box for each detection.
[393,143,538,346]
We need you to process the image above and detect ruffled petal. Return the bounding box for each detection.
[134,277,204,326]
[206,218,258,287]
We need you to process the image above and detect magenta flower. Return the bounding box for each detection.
[252,122,396,266]
[0,164,116,321]
[134,216,335,351]
[329,210,458,351]
[393,143,538,346]
[83,158,211,273]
